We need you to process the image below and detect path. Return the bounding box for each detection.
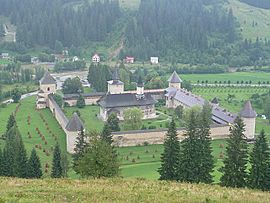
[108,38,124,61]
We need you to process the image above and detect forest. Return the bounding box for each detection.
[0,0,270,66]
[0,0,121,48]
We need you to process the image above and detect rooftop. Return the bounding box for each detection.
[66,113,84,132]
[240,101,257,118]
[40,72,56,85]
[168,71,182,83]
[98,93,156,108]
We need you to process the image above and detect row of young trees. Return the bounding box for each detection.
[159,104,270,191]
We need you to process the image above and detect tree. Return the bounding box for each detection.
[76,94,85,108]
[5,114,16,137]
[51,144,63,178]
[27,149,42,178]
[73,128,87,173]
[220,117,248,188]
[249,130,270,191]
[101,123,113,145]
[197,103,214,184]
[12,88,21,103]
[107,113,120,132]
[263,96,270,123]
[158,119,180,180]
[76,133,119,178]
[178,108,201,183]
[0,149,3,176]
[175,105,184,120]
[123,108,143,130]
[62,77,83,94]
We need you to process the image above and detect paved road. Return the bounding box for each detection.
[2,91,39,104]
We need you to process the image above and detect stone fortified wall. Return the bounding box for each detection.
[47,94,231,153]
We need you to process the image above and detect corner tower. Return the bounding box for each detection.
[168,71,182,89]
[36,71,57,109]
[136,75,145,99]
[240,101,256,140]
[107,68,124,94]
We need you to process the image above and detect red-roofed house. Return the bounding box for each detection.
[125,56,135,64]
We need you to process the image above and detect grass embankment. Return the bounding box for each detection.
[0,178,270,203]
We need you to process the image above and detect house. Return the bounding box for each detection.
[125,56,135,64]
[150,57,159,64]
[31,57,39,64]
[98,69,157,121]
[92,54,100,63]
[72,56,79,62]
[1,53,9,59]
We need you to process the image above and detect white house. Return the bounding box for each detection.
[92,54,100,63]
[72,56,79,62]
[1,53,9,59]
[150,57,159,64]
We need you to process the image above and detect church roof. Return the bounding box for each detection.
[168,71,182,83]
[98,93,156,108]
[165,87,237,124]
[66,113,84,132]
[40,72,56,85]
[240,101,256,118]
[109,68,123,85]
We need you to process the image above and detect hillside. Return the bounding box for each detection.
[0,178,270,202]
[227,0,270,40]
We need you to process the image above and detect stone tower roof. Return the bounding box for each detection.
[240,101,256,118]
[168,71,182,83]
[66,113,84,132]
[40,71,56,85]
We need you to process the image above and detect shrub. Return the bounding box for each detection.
[148,125,156,129]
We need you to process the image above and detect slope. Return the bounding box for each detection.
[0,177,270,202]
[227,0,270,40]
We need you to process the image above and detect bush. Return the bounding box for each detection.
[148,125,157,129]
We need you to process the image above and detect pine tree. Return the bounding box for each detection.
[76,94,85,108]
[27,149,42,179]
[158,119,180,180]
[51,144,63,178]
[249,130,270,191]
[197,103,214,184]
[1,148,11,176]
[101,123,113,145]
[220,117,248,188]
[73,128,87,173]
[5,114,16,138]
[177,109,201,183]
[107,113,120,132]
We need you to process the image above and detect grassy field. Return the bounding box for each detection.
[227,0,270,40]
[1,178,270,203]
[193,86,269,113]
[179,72,270,84]
[0,97,67,176]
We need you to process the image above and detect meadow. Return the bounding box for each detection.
[0,97,67,176]
[227,0,270,40]
[1,177,270,203]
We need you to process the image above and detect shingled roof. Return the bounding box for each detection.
[98,93,156,108]
[66,113,84,132]
[240,101,256,118]
[168,71,182,83]
[40,72,56,85]
[108,68,124,85]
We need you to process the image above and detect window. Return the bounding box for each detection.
[47,87,50,91]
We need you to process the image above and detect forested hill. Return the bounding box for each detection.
[0,0,270,66]
[240,0,270,9]
[123,0,236,61]
[0,0,121,47]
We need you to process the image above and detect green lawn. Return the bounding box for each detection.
[64,105,104,132]
[193,86,269,113]
[179,72,270,84]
